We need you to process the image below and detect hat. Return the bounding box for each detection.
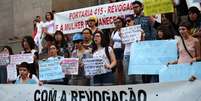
[88,15,98,23]
[72,33,84,42]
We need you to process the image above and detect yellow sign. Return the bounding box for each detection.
[144,0,174,16]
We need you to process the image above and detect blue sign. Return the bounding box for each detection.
[159,62,201,82]
[39,57,64,80]
[128,40,177,75]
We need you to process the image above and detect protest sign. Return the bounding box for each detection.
[10,53,33,64]
[0,53,9,66]
[1,80,201,101]
[128,40,177,75]
[83,58,104,75]
[60,58,79,75]
[144,0,174,16]
[186,0,201,10]
[159,62,201,82]
[39,58,64,80]
[121,25,142,44]
[6,64,17,81]
[55,0,134,34]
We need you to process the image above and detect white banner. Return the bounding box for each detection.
[121,25,142,44]
[1,81,201,101]
[83,58,104,75]
[60,58,79,75]
[54,1,134,34]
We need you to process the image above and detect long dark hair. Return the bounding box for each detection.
[1,46,13,55]
[21,36,36,51]
[54,30,66,47]
[45,12,54,21]
[92,31,108,53]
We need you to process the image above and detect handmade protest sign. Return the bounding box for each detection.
[10,54,33,64]
[0,53,9,66]
[83,58,104,75]
[121,25,142,44]
[144,0,174,16]
[129,40,177,75]
[159,62,201,82]
[60,58,79,75]
[39,58,64,80]
[7,64,17,81]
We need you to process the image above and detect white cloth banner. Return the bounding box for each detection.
[54,1,134,34]
[0,81,201,101]
[121,25,142,44]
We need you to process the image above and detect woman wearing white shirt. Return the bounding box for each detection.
[93,31,116,86]
[110,17,125,85]
[43,12,55,36]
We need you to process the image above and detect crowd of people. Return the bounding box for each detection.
[0,1,201,85]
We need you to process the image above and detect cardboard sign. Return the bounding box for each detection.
[121,25,142,44]
[144,0,174,16]
[159,62,201,82]
[0,53,9,66]
[83,58,104,75]
[39,58,64,80]
[7,64,17,81]
[129,40,177,75]
[10,54,33,64]
[60,58,79,75]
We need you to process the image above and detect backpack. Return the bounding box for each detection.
[105,46,116,72]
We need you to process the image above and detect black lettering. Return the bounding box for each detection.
[112,91,119,101]
[41,90,48,101]
[60,90,66,101]
[138,90,147,101]
[71,91,78,101]
[102,91,110,101]
[49,90,57,101]
[94,91,101,101]
[85,91,93,101]
[34,90,40,101]
[79,91,85,101]
[129,88,136,101]
[120,91,127,101]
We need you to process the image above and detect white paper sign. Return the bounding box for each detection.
[10,54,33,64]
[83,58,104,75]
[0,53,9,66]
[7,64,17,81]
[121,25,142,44]
[60,58,79,75]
